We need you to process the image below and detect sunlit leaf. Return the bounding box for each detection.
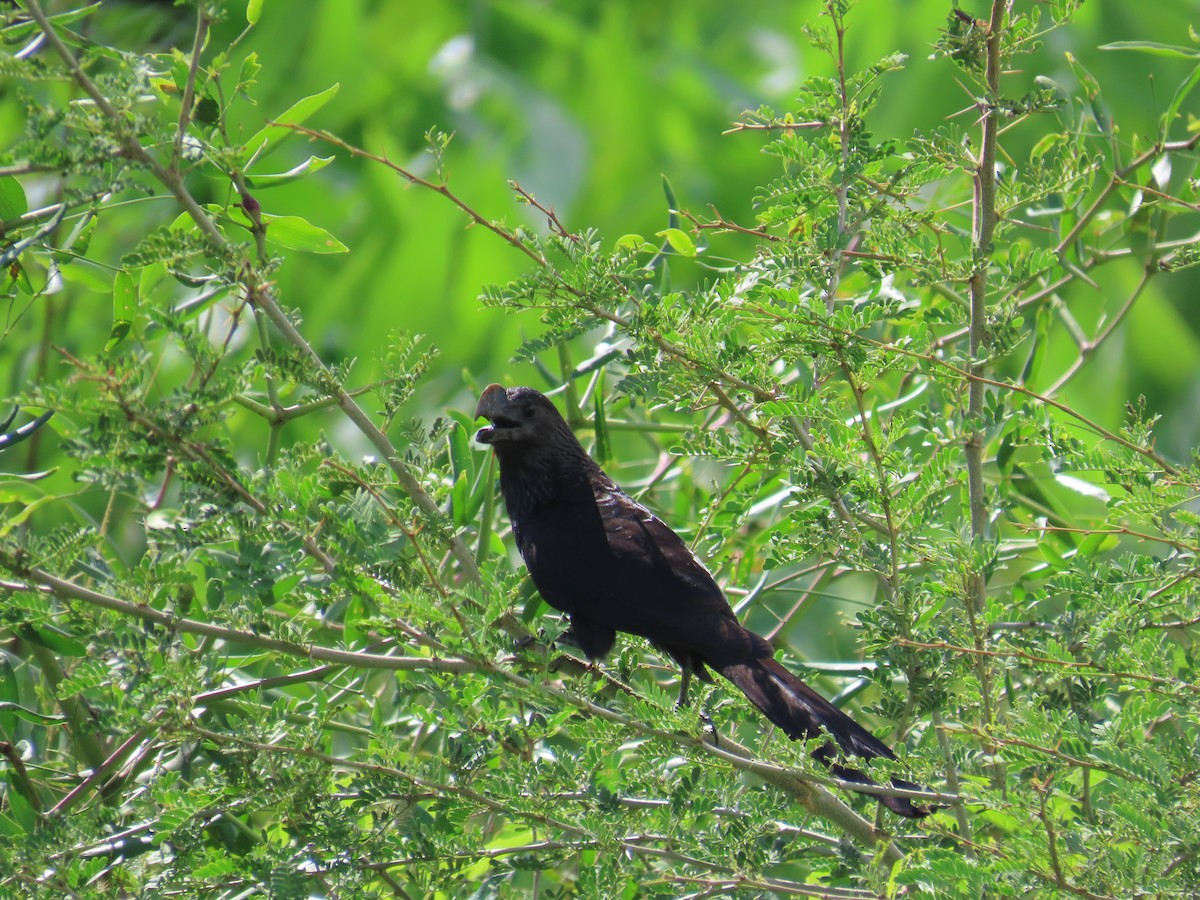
[655,227,696,257]
[242,83,340,165]
[244,155,335,188]
[614,233,648,250]
[0,176,27,221]
[261,214,348,253]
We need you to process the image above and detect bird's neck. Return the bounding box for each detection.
[495,445,598,524]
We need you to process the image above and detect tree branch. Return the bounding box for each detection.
[18,568,473,675]
[24,0,482,584]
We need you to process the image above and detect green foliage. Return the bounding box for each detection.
[2,0,1199,896]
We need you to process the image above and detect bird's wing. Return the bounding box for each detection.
[589,477,770,661]
[593,479,722,595]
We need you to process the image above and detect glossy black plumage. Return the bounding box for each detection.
[475,383,928,817]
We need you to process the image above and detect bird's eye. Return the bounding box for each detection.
[522,405,535,418]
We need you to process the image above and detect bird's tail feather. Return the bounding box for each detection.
[718,656,929,818]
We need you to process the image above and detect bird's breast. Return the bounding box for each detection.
[510,491,609,615]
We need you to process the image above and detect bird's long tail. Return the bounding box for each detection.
[717,656,930,818]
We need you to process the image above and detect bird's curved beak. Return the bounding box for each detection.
[474,383,510,444]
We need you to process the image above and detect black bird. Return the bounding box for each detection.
[475,384,928,817]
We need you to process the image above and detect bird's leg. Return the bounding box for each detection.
[676,667,692,708]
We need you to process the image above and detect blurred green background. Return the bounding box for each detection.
[254,0,1199,455]
[17,0,1200,458]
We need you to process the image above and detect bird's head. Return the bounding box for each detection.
[474,384,571,449]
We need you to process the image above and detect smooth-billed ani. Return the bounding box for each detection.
[475,383,928,817]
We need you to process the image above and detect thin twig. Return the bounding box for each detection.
[722,120,828,135]
[835,331,1184,479]
[893,637,1200,693]
[172,6,210,168]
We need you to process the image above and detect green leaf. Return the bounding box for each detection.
[270,573,302,602]
[0,175,27,221]
[244,155,335,188]
[655,227,696,257]
[170,51,190,96]
[1066,52,1112,136]
[151,809,193,845]
[0,492,59,537]
[996,431,1016,475]
[193,95,220,126]
[448,419,471,484]
[0,701,67,727]
[242,83,340,165]
[1020,303,1050,383]
[344,596,365,647]
[448,406,493,537]
[261,214,348,254]
[4,772,36,834]
[1077,531,1120,556]
[592,367,611,464]
[167,210,200,233]
[1100,41,1200,60]
[6,261,34,296]
[63,213,97,260]
[106,269,138,351]
[1037,538,1067,570]
[18,625,87,658]
[238,51,261,90]
[1163,63,1200,139]
[451,470,469,528]
[661,174,679,229]
[246,0,263,25]
[0,655,18,737]
[1029,131,1065,161]
[225,205,348,253]
[193,857,239,880]
[139,261,169,299]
